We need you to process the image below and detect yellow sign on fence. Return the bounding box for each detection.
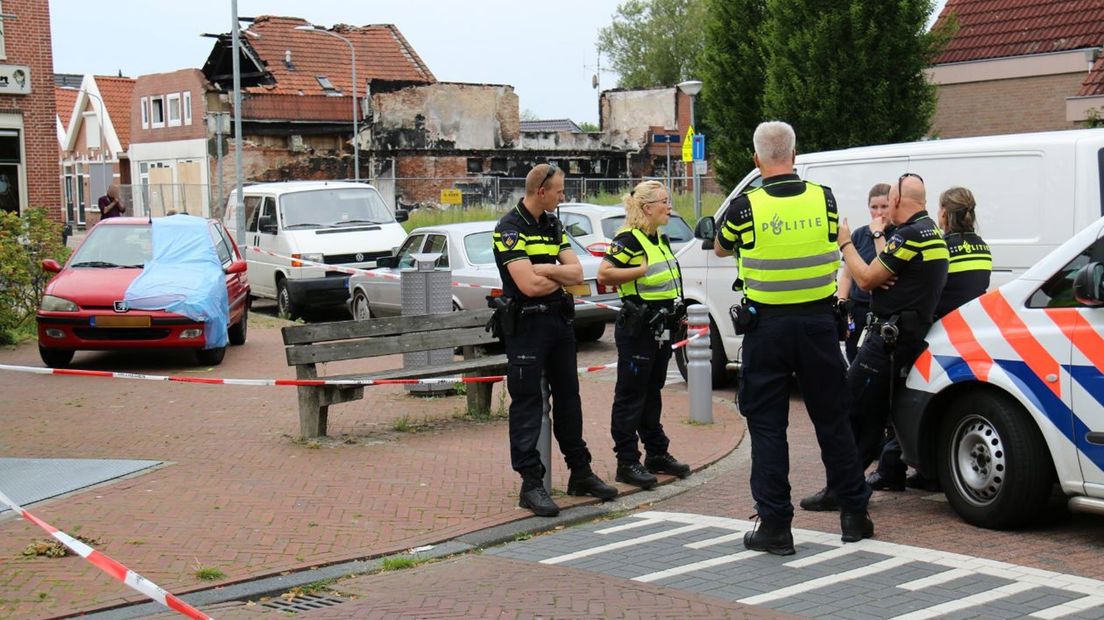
[682,126,695,162]
[440,188,463,205]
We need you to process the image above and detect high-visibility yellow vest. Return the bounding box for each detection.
[738,183,839,304]
[617,229,682,301]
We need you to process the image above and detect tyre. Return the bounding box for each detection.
[937,391,1054,529]
[276,278,301,320]
[574,321,606,342]
[352,290,373,320]
[39,346,74,368]
[674,310,730,387]
[228,305,248,345]
[196,345,227,366]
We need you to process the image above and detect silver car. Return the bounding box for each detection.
[347,221,617,341]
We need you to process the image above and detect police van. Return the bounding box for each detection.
[893,215,1104,529]
[678,129,1104,385]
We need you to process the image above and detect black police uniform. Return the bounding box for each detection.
[718,174,870,532]
[844,224,882,363]
[492,200,592,480]
[849,211,948,475]
[935,232,992,318]
[604,229,682,472]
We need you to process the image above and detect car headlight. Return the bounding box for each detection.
[41,295,78,312]
[292,253,325,267]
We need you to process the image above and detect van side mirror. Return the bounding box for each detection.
[394,209,409,223]
[694,216,716,250]
[258,215,277,234]
[1073,261,1104,307]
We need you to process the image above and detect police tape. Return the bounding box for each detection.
[0,490,213,620]
[246,246,622,311]
[670,327,709,350]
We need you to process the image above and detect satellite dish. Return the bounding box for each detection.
[592,74,598,89]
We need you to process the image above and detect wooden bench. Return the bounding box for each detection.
[282,308,507,438]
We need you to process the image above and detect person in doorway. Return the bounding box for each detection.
[838,184,891,363]
[98,184,125,219]
[598,180,691,490]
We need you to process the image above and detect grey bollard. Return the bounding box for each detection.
[687,304,713,424]
[539,372,552,492]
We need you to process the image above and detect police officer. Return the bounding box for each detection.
[492,163,617,517]
[716,121,872,555]
[597,180,691,490]
[837,184,891,363]
[801,173,948,509]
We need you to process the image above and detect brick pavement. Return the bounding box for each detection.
[0,318,742,619]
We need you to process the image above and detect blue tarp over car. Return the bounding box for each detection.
[124,215,229,349]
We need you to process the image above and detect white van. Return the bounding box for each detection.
[677,129,1104,384]
[224,181,408,318]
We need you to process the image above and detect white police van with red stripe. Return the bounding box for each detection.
[896,216,1104,529]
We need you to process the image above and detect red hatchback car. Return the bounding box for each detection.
[36,217,251,368]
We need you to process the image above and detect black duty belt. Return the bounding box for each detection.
[750,301,834,319]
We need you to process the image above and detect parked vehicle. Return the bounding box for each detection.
[347,221,618,341]
[557,202,695,257]
[679,128,1104,386]
[223,181,408,318]
[894,214,1104,529]
[36,216,250,368]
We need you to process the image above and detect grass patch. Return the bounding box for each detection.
[194,566,225,581]
[402,207,505,233]
[380,555,419,571]
[22,536,100,558]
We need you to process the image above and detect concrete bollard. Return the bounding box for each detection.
[539,372,552,492]
[687,304,713,424]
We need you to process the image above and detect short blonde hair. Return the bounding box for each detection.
[621,180,666,235]
[753,121,796,165]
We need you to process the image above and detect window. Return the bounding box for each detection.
[83,112,100,149]
[183,92,192,125]
[466,158,483,173]
[150,96,164,127]
[396,234,425,269]
[167,93,181,127]
[1028,239,1104,308]
[209,224,232,264]
[244,195,263,232]
[258,197,277,232]
[140,96,149,129]
[424,234,449,268]
[316,76,339,94]
[560,212,592,237]
[464,232,495,265]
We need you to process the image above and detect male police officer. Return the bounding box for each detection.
[492,163,617,517]
[716,121,872,555]
[801,173,948,510]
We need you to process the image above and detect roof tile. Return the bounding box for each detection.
[933,0,1104,65]
[55,87,79,132]
[94,76,136,148]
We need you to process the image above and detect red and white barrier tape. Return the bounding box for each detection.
[0,490,212,620]
[247,246,622,311]
[671,327,709,350]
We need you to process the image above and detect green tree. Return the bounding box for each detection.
[578,121,600,132]
[699,0,766,188]
[0,208,69,343]
[598,0,706,89]
[759,0,952,153]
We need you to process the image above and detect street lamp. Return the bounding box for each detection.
[677,80,703,220]
[80,89,110,219]
[295,24,360,182]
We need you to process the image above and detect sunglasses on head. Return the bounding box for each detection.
[897,172,923,197]
[538,164,559,189]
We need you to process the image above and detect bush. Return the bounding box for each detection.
[0,209,70,344]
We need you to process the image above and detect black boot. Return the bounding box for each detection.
[566,468,618,500]
[866,471,905,492]
[615,461,658,489]
[518,467,559,517]
[840,511,874,543]
[743,520,795,556]
[645,453,691,478]
[799,486,839,512]
[906,471,941,492]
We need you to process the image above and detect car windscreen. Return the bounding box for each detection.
[279,188,395,229]
[69,224,151,268]
[601,214,695,243]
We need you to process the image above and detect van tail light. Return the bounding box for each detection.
[291,253,305,267]
[595,282,617,295]
[586,242,610,257]
[489,288,503,297]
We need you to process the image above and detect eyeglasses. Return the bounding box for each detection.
[897,172,924,198]
[538,164,559,189]
[645,198,671,206]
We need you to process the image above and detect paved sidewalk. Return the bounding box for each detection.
[0,319,743,619]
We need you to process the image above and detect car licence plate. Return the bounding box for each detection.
[92,315,151,328]
[565,283,592,297]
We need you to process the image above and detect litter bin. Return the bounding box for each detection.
[401,252,453,394]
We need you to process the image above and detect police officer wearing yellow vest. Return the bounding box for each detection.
[492,163,617,518]
[715,121,872,555]
[801,172,949,510]
[597,180,691,489]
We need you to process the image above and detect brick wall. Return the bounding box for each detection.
[0,0,60,219]
[931,72,1085,138]
[395,155,467,203]
[131,70,208,144]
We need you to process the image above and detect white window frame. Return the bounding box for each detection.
[83,111,100,150]
[183,91,192,125]
[140,96,149,129]
[166,93,182,127]
[150,95,165,128]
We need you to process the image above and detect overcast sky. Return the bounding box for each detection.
[49,0,948,126]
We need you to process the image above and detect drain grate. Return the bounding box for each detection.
[261,593,347,613]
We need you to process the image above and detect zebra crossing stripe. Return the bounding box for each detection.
[890,582,1040,620]
[737,557,912,605]
[539,524,709,565]
[1031,595,1104,619]
[897,568,974,591]
[633,551,760,583]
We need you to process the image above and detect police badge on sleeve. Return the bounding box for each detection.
[502,230,519,249]
[884,234,904,255]
[609,239,625,256]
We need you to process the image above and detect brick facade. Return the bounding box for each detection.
[0,0,60,218]
[931,73,1085,138]
[395,155,467,203]
[130,69,208,145]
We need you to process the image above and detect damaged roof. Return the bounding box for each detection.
[521,119,584,133]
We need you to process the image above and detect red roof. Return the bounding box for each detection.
[1079,54,1104,96]
[933,0,1104,65]
[94,76,136,149]
[55,87,79,132]
[245,15,435,97]
[242,94,353,121]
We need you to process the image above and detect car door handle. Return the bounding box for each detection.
[1087,432,1104,446]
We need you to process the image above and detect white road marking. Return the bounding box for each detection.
[1031,595,1104,619]
[633,550,761,583]
[890,582,1041,620]
[738,557,912,605]
[684,532,746,549]
[897,568,974,591]
[784,544,866,568]
[594,518,661,535]
[539,524,709,565]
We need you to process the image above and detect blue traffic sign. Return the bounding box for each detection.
[692,134,705,160]
[652,134,680,144]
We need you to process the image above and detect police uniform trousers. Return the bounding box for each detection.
[504,312,591,474]
[848,331,926,471]
[610,322,672,463]
[844,301,870,364]
[739,309,870,526]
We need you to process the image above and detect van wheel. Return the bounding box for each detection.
[674,311,729,387]
[276,278,301,320]
[228,305,248,345]
[352,290,373,320]
[39,346,74,368]
[196,346,227,366]
[937,391,1054,529]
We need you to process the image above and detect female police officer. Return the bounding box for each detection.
[597,180,691,489]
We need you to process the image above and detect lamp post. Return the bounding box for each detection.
[296,25,359,182]
[80,89,110,220]
[677,79,703,220]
